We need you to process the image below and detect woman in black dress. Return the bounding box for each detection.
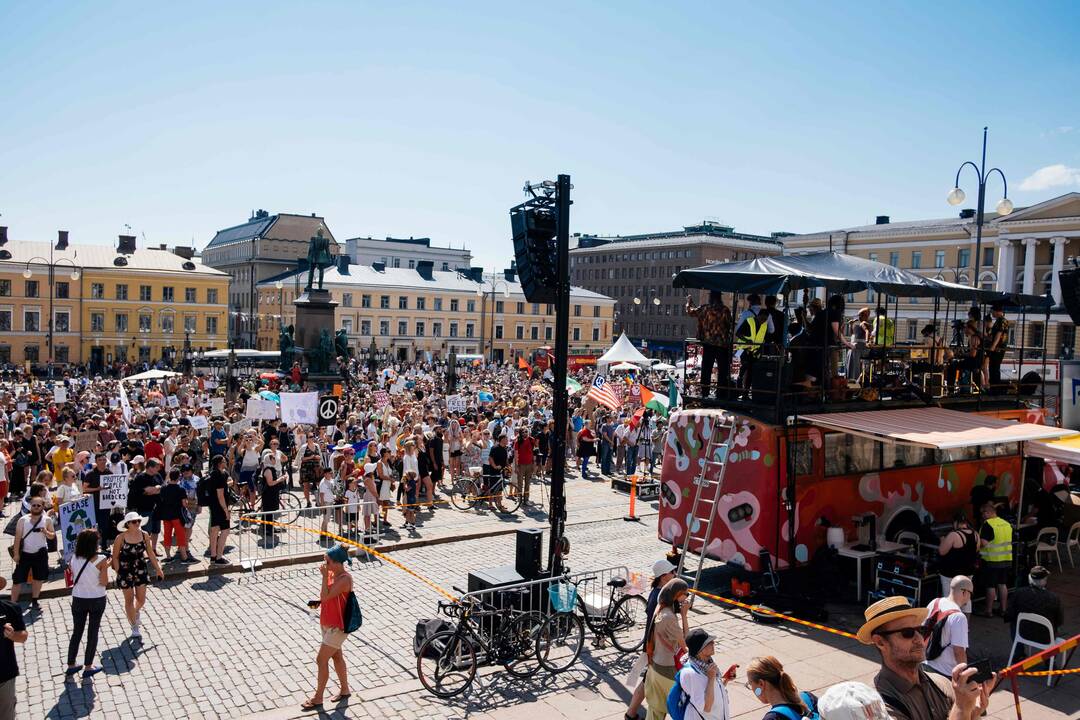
[111,512,163,641]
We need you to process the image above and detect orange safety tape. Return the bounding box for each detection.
[241,516,459,603]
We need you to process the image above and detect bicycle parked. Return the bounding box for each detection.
[232,484,304,527]
[448,471,522,514]
[416,585,543,697]
[535,574,648,673]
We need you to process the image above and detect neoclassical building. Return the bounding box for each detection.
[781,192,1080,357]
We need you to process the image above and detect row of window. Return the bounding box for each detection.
[376,257,453,272]
[867,248,993,271]
[572,248,698,264]
[0,343,185,365]
[0,309,219,335]
[573,265,686,282]
[0,280,219,304]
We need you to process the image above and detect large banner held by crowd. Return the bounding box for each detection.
[60,496,96,564]
[280,392,319,425]
[99,474,129,510]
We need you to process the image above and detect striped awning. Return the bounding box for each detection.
[799,407,1073,450]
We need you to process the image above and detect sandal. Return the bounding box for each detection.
[300,700,323,711]
[331,693,351,702]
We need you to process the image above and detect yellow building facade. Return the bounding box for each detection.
[0,234,229,371]
[255,263,616,362]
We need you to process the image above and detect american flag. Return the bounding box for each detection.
[587,374,621,410]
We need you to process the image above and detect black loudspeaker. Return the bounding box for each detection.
[468,564,525,593]
[511,204,558,304]
[515,528,544,579]
[751,356,788,396]
[1059,268,1080,324]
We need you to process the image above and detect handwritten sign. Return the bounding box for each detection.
[280,392,318,426]
[210,397,225,416]
[246,397,278,420]
[167,395,180,408]
[60,496,96,564]
[54,386,67,404]
[230,418,251,437]
[75,430,100,454]
[373,390,390,409]
[99,474,129,510]
[446,395,466,413]
[188,415,209,430]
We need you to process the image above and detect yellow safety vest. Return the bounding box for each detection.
[735,317,768,354]
[979,516,1013,563]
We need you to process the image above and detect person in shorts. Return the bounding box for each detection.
[301,544,353,712]
[361,463,379,540]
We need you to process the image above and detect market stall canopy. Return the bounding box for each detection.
[799,407,1072,449]
[674,251,1051,308]
[1024,434,1080,464]
[610,362,640,372]
[122,369,180,382]
[651,362,677,371]
[596,333,652,370]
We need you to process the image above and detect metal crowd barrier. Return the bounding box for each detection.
[237,502,383,575]
[451,564,645,643]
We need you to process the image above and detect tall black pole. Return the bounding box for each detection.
[972,126,988,289]
[548,173,571,577]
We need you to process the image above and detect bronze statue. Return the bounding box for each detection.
[335,328,349,359]
[309,328,335,374]
[278,325,295,371]
[305,228,334,290]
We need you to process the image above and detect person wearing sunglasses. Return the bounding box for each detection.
[858,596,992,720]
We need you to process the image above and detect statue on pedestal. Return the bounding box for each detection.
[335,329,349,359]
[309,329,335,375]
[305,228,335,291]
[278,325,296,371]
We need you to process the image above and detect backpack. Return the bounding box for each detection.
[195,476,213,507]
[666,665,703,720]
[923,600,961,661]
[342,590,363,633]
[770,692,821,720]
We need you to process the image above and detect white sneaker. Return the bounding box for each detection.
[131,626,141,639]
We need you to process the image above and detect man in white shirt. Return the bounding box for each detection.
[11,497,56,608]
[923,575,972,677]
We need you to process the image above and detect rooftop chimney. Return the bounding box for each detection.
[875,215,890,225]
[467,267,485,283]
[503,267,516,282]
[372,261,386,272]
[959,208,976,219]
[0,227,7,246]
[56,230,70,251]
[416,260,434,281]
[172,246,195,260]
[337,255,351,274]
[118,234,137,254]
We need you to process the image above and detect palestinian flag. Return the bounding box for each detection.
[566,376,583,395]
[639,385,670,417]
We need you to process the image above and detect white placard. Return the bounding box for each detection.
[210,397,225,416]
[373,390,390,409]
[167,395,180,408]
[446,395,466,413]
[16,402,26,411]
[54,386,67,404]
[204,380,217,389]
[230,418,251,436]
[246,397,278,420]
[389,381,406,395]
[280,392,319,426]
[60,496,96,563]
[189,414,209,430]
[99,474,129,510]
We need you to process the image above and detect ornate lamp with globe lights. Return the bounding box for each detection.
[947,126,1012,291]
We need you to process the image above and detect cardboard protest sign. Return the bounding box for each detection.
[446,395,466,413]
[54,386,67,404]
[74,430,100,453]
[372,390,390,409]
[99,474,129,510]
[167,396,180,408]
[60,496,96,564]
[188,415,209,430]
[210,397,225,416]
[230,418,251,436]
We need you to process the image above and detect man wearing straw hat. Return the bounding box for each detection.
[859,596,991,720]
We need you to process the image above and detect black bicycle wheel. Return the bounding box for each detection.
[535,612,584,673]
[277,492,302,525]
[417,630,477,698]
[496,483,522,514]
[502,611,544,679]
[609,593,648,653]
[450,480,479,511]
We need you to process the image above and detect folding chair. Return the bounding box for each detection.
[1030,527,1062,571]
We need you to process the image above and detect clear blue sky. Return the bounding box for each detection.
[2,2,1078,270]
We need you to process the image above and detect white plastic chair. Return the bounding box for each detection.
[1062,521,1080,567]
[1007,612,1066,687]
[1031,527,1062,571]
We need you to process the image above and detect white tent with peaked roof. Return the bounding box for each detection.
[596,332,652,370]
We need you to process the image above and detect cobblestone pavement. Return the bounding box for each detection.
[10,470,1080,720]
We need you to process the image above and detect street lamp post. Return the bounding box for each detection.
[632,295,662,348]
[275,280,285,330]
[476,273,510,364]
[947,127,1013,290]
[23,231,80,378]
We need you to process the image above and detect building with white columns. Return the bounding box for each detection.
[780,192,1080,357]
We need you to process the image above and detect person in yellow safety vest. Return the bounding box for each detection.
[871,307,895,346]
[734,310,769,390]
[977,500,1013,617]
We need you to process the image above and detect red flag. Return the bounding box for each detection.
[517,356,531,373]
[629,407,646,430]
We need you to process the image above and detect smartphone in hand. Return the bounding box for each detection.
[968,658,994,685]
[307,600,321,609]
[723,664,739,681]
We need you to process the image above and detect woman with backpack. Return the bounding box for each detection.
[302,544,354,712]
[668,628,734,720]
[745,656,818,720]
[644,578,689,720]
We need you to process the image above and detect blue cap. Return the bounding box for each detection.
[326,544,351,566]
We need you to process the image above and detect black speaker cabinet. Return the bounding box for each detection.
[1060,267,1080,324]
[515,528,544,579]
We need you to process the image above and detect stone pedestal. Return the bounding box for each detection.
[294,289,340,392]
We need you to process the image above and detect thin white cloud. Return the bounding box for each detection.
[1019,164,1080,191]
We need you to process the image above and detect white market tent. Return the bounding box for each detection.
[651,362,677,372]
[610,362,639,372]
[122,369,180,383]
[596,333,652,370]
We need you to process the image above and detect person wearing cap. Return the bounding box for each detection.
[301,544,353,712]
[1004,565,1063,651]
[674,627,733,720]
[625,558,681,719]
[45,434,74,485]
[111,512,163,640]
[859,596,990,720]
[817,682,890,720]
[923,576,972,677]
[645,578,689,720]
